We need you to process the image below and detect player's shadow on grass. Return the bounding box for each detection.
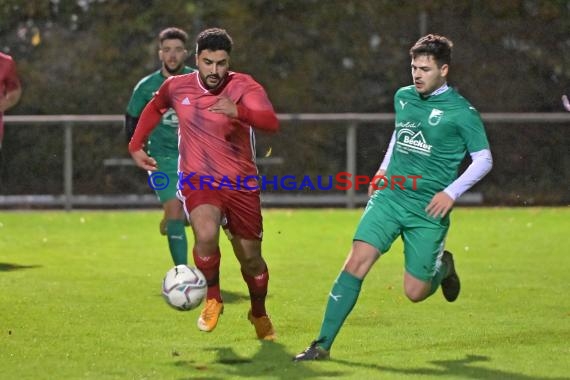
[213,341,345,379]
[174,341,345,379]
[333,354,567,380]
[154,290,264,305]
[220,290,251,304]
[0,262,41,272]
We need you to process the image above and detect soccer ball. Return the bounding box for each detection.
[162,265,207,311]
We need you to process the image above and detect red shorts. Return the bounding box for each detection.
[178,186,263,240]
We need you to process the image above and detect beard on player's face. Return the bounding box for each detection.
[199,72,225,89]
[164,62,184,75]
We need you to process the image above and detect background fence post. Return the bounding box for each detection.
[64,122,73,211]
[346,122,357,208]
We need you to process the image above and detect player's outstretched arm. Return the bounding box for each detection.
[209,94,278,132]
[236,83,279,132]
[128,98,163,153]
[128,97,164,171]
[130,149,157,171]
[368,131,396,196]
[124,114,139,143]
[236,103,279,132]
[428,149,493,218]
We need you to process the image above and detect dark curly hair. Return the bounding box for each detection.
[410,34,453,67]
[196,28,233,55]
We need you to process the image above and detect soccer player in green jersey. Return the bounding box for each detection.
[125,27,194,265]
[295,34,493,361]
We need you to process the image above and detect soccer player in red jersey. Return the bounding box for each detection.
[0,52,22,151]
[0,52,22,184]
[129,28,279,340]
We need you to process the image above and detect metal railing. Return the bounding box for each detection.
[4,113,570,209]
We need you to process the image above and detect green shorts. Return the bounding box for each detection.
[353,195,450,281]
[151,156,179,203]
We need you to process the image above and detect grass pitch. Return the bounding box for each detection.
[0,208,568,379]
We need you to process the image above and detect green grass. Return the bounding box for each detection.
[0,208,569,379]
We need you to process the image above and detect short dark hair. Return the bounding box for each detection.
[159,27,188,45]
[196,28,233,55]
[410,34,453,67]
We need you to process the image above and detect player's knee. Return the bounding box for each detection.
[192,225,219,245]
[166,207,185,220]
[193,235,218,254]
[405,293,424,303]
[343,241,379,278]
[239,255,265,274]
[404,287,428,303]
[164,199,184,218]
[343,254,376,278]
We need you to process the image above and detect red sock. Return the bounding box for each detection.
[241,267,269,317]
[193,247,222,302]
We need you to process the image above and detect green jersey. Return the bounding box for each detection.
[126,66,194,157]
[378,85,490,214]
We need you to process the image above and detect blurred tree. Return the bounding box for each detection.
[2,0,569,114]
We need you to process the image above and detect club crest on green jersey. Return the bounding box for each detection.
[161,108,179,128]
[428,108,444,126]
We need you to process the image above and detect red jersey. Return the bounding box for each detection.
[0,52,21,143]
[0,52,19,97]
[130,71,278,188]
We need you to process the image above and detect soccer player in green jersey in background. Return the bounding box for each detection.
[295,34,493,361]
[125,27,194,265]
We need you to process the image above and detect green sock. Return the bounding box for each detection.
[427,259,448,297]
[166,220,188,265]
[317,270,363,351]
